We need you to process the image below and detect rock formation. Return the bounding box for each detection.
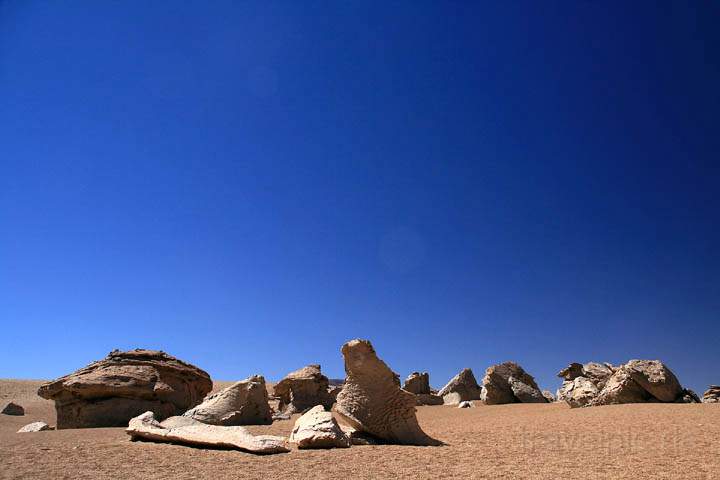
[437,368,482,405]
[17,422,52,433]
[289,405,350,449]
[403,372,431,394]
[481,362,546,404]
[542,390,555,402]
[702,385,720,403]
[273,364,334,415]
[556,362,614,407]
[334,339,441,446]
[126,411,289,454]
[1,402,24,416]
[183,375,272,426]
[38,349,212,429]
[415,393,444,406]
[557,359,697,407]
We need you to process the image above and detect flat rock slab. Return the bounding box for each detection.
[17,422,52,433]
[126,411,289,455]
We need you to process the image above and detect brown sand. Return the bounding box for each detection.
[1,379,718,479]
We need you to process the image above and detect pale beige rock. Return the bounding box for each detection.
[126,411,289,454]
[563,377,600,408]
[625,360,682,402]
[17,421,52,433]
[183,375,272,425]
[438,368,482,405]
[38,349,211,429]
[542,390,555,402]
[335,339,441,446]
[274,365,334,415]
[289,405,350,449]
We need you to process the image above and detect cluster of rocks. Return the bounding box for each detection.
[556,360,699,407]
[24,343,718,454]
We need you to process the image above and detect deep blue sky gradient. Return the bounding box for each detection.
[1,1,719,394]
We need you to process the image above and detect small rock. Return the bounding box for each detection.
[17,422,52,433]
[2,402,25,416]
[289,405,350,449]
[458,401,473,408]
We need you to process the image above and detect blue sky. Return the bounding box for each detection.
[1,1,718,395]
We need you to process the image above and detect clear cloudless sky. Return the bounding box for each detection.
[1,1,719,394]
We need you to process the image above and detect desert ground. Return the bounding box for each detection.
[1,379,718,480]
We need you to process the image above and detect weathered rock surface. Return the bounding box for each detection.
[274,364,334,415]
[542,390,555,402]
[38,349,212,429]
[624,360,682,402]
[438,368,482,405]
[17,421,52,433]
[560,376,600,408]
[556,362,615,406]
[335,339,441,446]
[676,389,700,403]
[702,385,720,403]
[289,405,350,449]
[403,372,431,394]
[481,362,546,405]
[415,393,444,406]
[126,411,289,454]
[458,401,473,408]
[183,375,271,426]
[1,402,24,416]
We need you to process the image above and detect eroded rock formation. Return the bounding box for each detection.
[702,385,720,403]
[274,364,334,415]
[437,368,482,405]
[289,405,350,449]
[334,339,441,446]
[481,362,546,404]
[183,375,272,425]
[38,349,212,429]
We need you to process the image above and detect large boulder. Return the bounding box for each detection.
[183,375,272,425]
[273,364,334,415]
[289,405,350,449]
[481,362,546,404]
[38,349,212,429]
[437,368,482,405]
[1,402,25,416]
[556,361,620,407]
[403,372,431,394]
[126,411,289,454]
[589,360,689,406]
[334,339,441,446]
[559,376,600,408]
[702,385,720,403]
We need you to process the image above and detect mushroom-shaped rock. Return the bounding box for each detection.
[403,372,431,394]
[335,339,442,446]
[183,375,272,425]
[126,411,289,454]
[702,385,720,403]
[481,362,546,404]
[437,368,482,405]
[17,422,52,433]
[1,402,25,416]
[38,349,212,429]
[289,405,350,449]
[273,364,334,415]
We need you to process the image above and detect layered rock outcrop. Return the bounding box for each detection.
[702,385,720,403]
[38,349,212,429]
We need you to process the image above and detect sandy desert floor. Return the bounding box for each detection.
[1,379,718,480]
